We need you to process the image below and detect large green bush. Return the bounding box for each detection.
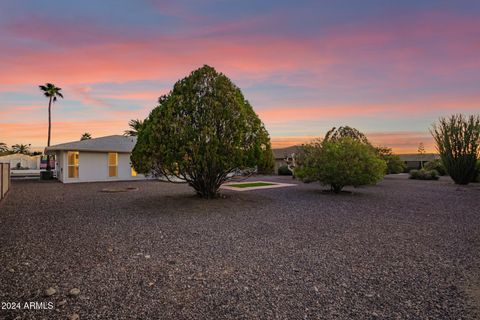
[431,114,480,184]
[296,137,386,193]
[131,65,272,198]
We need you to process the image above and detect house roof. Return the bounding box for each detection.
[45,135,137,154]
[398,153,440,162]
[272,146,302,159]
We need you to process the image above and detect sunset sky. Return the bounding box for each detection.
[1,1,479,153]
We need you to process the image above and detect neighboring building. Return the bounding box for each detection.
[45,135,147,183]
[398,153,440,171]
[272,146,301,174]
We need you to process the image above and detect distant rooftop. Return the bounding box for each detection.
[398,153,440,162]
[45,135,137,154]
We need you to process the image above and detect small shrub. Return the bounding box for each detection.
[424,159,447,176]
[409,169,440,180]
[277,165,292,176]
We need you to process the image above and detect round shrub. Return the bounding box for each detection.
[277,165,293,176]
[295,137,386,193]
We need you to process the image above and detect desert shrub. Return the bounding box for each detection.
[424,159,447,176]
[295,137,386,193]
[431,114,480,185]
[409,169,440,180]
[131,65,272,198]
[376,146,406,174]
[277,165,293,176]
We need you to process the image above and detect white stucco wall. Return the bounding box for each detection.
[57,151,147,183]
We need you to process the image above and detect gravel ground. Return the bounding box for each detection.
[1,175,479,319]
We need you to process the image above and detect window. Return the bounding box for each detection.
[67,151,79,178]
[131,167,137,177]
[108,153,118,177]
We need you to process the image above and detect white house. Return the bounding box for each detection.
[45,135,147,183]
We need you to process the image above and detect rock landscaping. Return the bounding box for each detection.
[0,175,479,319]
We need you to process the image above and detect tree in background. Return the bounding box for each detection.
[417,142,426,168]
[39,83,63,171]
[376,146,406,174]
[124,119,144,136]
[80,133,92,140]
[323,126,403,175]
[296,137,386,193]
[431,114,480,185]
[11,144,31,155]
[131,65,272,198]
[0,142,8,153]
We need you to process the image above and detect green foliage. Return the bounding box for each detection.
[431,114,480,185]
[131,65,272,198]
[409,169,440,180]
[11,144,31,155]
[256,143,275,174]
[295,137,386,193]
[124,119,144,136]
[424,159,447,176]
[39,83,64,101]
[80,132,92,140]
[277,164,293,176]
[376,146,406,174]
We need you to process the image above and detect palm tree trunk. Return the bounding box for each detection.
[46,97,52,171]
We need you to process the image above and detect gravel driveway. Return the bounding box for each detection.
[1,175,479,319]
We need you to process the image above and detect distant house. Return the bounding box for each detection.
[398,153,440,171]
[45,135,147,183]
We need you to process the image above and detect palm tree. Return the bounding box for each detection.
[124,119,144,136]
[0,142,8,153]
[80,132,92,140]
[11,144,31,155]
[39,83,63,171]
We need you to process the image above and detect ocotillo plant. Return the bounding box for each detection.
[430,114,480,185]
